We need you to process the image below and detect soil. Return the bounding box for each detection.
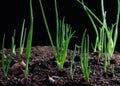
[0,46,120,86]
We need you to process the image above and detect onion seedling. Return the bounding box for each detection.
[79,30,90,83]
[97,28,105,58]
[11,29,16,56]
[2,35,12,77]
[70,44,78,80]
[103,33,108,74]
[71,30,90,83]
[25,0,33,78]
[77,0,119,60]
[2,29,16,77]
[20,19,27,55]
[39,0,75,69]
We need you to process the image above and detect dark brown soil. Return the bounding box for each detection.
[0,46,120,86]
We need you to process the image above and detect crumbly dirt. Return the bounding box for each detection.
[0,46,120,86]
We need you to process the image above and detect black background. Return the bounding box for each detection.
[0,0,120,52]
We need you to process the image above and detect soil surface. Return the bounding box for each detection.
[0,46,120,86]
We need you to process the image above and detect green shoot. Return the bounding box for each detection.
[103,32,111,74]
[70,30,90,83]
[77,0,119,59]
[70,30,89,83]
[20,19,27,55]
[25,0,33,78]
[2,29,17,77]
[55,18,75,69]
[98,28,105,58]
[39,0,54,51]
[39,0,75,69]
[79,30,90,83]
[70,44,78,80]
[103,33,108,73]
[2,35,12,77]
[11,29,16,56]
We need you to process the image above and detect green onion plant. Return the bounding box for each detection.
[20,19,27,55]
[1,22,26,77]
[1,29,16,77]
[79,30,90,83]
[103,33,108,73]
[103,29,114,75]
[77,0,120,59]
[1,0,33,78]
[97,27,105,58]
[39,0,75,69]
[70,44,78,80]
[70,30,90,83]
[2,35,12,77]
[25,0,33,78]
[11,29,16,56]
